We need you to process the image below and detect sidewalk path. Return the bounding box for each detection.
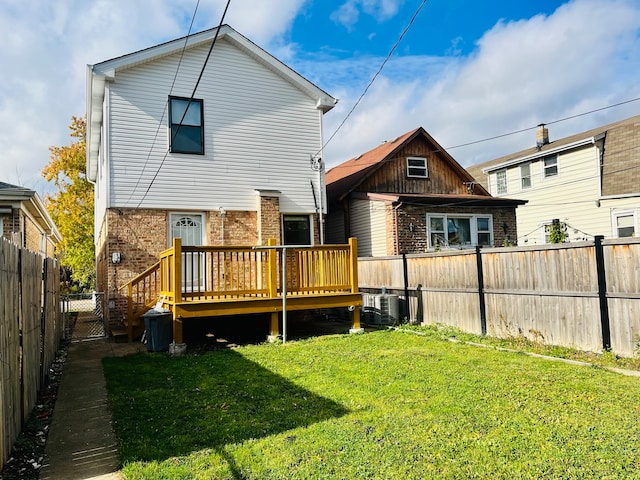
[40,338,145,480]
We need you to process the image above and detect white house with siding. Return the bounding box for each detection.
[86,24,336,326]
[468,115,640,245]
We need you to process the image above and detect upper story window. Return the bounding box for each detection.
[543,154,558,178]
[520,163,532,189]
[496,170,507,194]
[169,97,204,154]
[613,211,636,238]
[407,157,428,178]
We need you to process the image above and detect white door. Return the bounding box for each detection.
[170,213,204,292]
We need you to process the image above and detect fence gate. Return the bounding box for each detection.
[62,293,107,341]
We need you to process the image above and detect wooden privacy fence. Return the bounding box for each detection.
[0,238,61,471]
[358,236,640,358]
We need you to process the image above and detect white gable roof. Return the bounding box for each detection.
[86,24,337,182]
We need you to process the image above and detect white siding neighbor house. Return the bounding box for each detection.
[86,24,336,327]
[468,115,640,245]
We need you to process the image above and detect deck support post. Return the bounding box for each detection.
[267,311,280,342]
[170,238,187,355]
[348,237,364,334]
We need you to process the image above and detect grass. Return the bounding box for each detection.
[104,329,640,479]
[401,323,640,371]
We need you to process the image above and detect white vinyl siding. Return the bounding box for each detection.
[489,145,640,244]
[105,39,323,214]
[350,199,386,257]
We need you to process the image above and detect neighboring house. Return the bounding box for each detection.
[468,115,640,244]
[325,127,526,256]
[86,25,336,325]
[0,182,61,257]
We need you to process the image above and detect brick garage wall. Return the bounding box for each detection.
[393,204,519,254]
[24,213,44,254]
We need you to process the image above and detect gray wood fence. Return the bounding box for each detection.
[0,238,61,471]
[358,236,640,358]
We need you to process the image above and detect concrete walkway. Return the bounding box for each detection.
[40,338,146,480]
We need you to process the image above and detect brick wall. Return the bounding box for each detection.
[208,210,258,246]
[391,204,519,254]
[258,195,281,245]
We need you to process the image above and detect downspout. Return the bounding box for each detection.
[393,201,403,255]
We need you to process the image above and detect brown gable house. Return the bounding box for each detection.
[325,127,526,256]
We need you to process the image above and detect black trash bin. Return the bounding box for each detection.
[144,310,172,352]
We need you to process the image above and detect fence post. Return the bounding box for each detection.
[475,246,487,336]
[593,235,611,350]
[402,252,410,322]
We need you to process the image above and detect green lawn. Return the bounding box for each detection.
[103,329,640,479]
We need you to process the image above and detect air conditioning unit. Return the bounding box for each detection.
[362,291,399,325]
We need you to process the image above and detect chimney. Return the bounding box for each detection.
[536,124,549,149]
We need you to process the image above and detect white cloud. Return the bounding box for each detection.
[331,0,404,29]
[320,0,640,168]
[0,0,306,196]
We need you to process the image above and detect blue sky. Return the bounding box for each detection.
[1,0,638,196]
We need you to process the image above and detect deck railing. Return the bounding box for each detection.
[120,238,359,340]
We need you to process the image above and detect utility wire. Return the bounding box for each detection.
[326,96,640,172]
[318,0,428,158]
[124,0,201,208]
[135,0,232,208]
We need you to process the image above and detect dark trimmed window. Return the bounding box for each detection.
[169,96,204,154]
[283,215,312,245]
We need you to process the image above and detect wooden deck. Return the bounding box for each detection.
[120,238,362,343]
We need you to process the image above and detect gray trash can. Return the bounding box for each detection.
[144,310,172,352]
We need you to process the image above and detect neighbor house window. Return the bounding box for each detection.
[427,214,493,249]
[407,157,428,178]
[169,96,204,154]
[496,170,507,194]
[613,211,636,238]
[520,163,532,189]
[543,154,558,177]
[283,215,312,245]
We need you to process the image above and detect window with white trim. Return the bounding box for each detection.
[612,211,636,238]
[520,163,532,189]
[407,157,428,178]
[427,214,493,249]
[169,96,204,154]
[543,154,558,178]
[496,170,507,194]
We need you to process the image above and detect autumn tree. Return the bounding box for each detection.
[42,116,95,290]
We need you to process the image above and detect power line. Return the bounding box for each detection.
[319,0,428,158]
[124,0,202,208]
[326,96,640,172]
[135,0,232,209]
